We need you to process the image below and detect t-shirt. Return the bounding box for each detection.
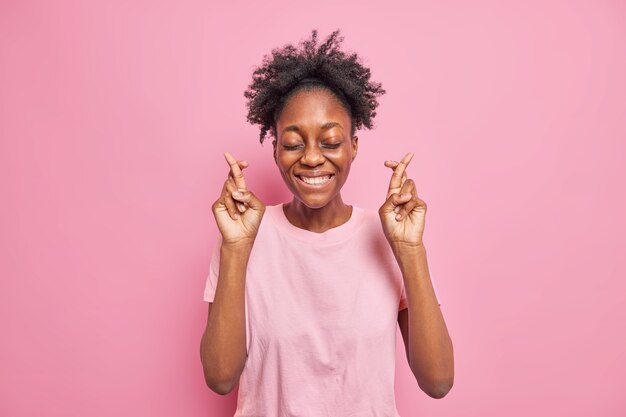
[203,203,441,417]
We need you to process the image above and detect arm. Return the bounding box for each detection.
[200,152,265,395]
[200,242,253,395]
[393,243,454,399]
[380,152,454,398]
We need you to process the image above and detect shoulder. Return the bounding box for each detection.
[259,203,282,228]
[354,206,382,232]
[258,203,293,234]
[352,206,390,252]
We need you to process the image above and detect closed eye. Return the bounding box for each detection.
[322,143,341,149]
[283,144,304,151]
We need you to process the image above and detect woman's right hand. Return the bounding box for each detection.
[211,152,265,247]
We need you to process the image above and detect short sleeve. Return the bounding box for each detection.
[203,234,223,303]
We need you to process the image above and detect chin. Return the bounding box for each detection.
[290,190,335,209]
[296,198,330,209]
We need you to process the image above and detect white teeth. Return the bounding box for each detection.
[300,175,332,185]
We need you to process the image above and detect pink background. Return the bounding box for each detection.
[1,0,625,416]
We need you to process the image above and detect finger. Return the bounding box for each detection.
[390,177,414,210]
[399,178,416,196]
[397,198,419,220]
[396,193,418,219]
[385,172,408,199]
[222,177,242,219]
[384,160,398,167]
[223,195,239,220]
[227,159,249,179]
[390,192,414,220]
[223,176,238,193]
[384,161,407,186]
[224,152,247,190]
[394,178,416,214]
[396,179,420,219]
[229,161,248,182]
[380,189,411,215]
[388,192,413,209]
[231,189,264,211]
[224,175,248,213]
[229,160,248,171]
[387,152,414,197]
[223,168,249,213]
[389,153,413,188]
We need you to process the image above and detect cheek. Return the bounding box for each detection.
[325,150,352,170]
[276,153,295,171]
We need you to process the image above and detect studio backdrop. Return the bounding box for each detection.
[1,1,625,416]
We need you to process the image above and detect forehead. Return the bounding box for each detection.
[276,89,350,132]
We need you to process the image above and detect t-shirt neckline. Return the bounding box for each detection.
[268,202,366,244]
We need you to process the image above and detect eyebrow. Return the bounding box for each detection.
[281,121,343,134]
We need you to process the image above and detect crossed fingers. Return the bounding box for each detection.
[223,152,249,217]
[384,160,407,190]
[385,152,413,199]
[224,152,248,190]
[384,152,421,220]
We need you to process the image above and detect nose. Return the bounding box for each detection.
[301,143,325,167]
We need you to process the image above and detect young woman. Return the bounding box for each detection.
[200,29,454,416]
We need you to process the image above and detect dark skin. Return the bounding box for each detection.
[272,89,357,233]
[201,88,454,398]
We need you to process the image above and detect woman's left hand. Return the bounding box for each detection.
[379,152,427,247]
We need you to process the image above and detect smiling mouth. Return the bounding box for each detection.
[295,174,335,187]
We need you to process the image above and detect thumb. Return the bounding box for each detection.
[231,190,264,211]
[380,192,412,213]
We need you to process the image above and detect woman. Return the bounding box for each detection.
[200,29,454,416]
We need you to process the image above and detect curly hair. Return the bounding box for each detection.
[243,29,386,144]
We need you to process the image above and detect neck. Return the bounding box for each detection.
[283,195,353,233]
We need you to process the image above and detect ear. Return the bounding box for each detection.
[351,135,358,161]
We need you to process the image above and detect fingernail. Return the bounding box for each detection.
[401,193,411,198]
[233,213,239,220]
[395,213,402,220]
[394,206,400,213]
[232,191,243,197]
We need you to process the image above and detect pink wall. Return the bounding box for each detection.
[1,0,625,416]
